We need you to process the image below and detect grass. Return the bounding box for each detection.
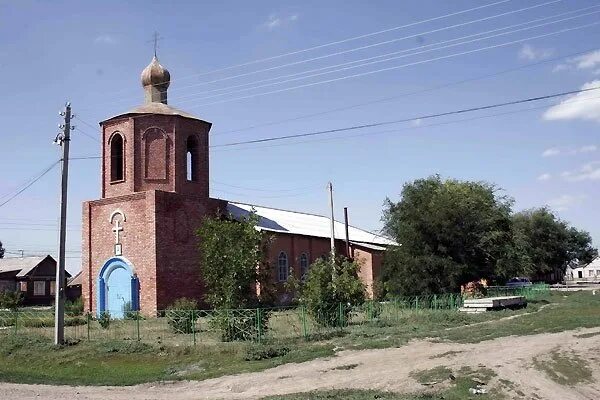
[410,366,452,384]
[532,349,593,386]
[0,291,597,386]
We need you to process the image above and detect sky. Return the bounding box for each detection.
[0,0,599,274]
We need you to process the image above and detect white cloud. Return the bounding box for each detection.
[410,118,422,127]
[518,43,554,61]
[542,147,561,157]
[541,145,598,157]
[543,80,600,122]
[537,173,552,181]
[553,50,600,73]
[580,145,598,153]
[547,194,587,211]
[562,161,600,182]
[94,34,116,44]
[262,13,299,31]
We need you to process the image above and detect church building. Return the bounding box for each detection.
[81,56,394,317]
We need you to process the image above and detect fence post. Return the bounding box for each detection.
[192,310,196,346]
[415,296,419,311]
[13,309,18,335]
[338,303,344,329]
[256,308,263,343]
[433,294,437,310]
[86,313,91,341]
[300,305,308,340]
[136,313,141,342]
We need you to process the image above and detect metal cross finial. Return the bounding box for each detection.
[150,31,162,57]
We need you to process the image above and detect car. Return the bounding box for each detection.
[506,277,532,288]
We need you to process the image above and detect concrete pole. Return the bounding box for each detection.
[328,182,335,261]
[54,102,72,345]
[344,207,350,259]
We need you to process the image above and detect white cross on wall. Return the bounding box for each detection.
[112,219,123,245]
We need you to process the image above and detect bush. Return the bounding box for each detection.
[96,340,153,354]
[300,257,365,327]
[166,298,198,334]
[0,291,23,310]
[19,315,86,328]
[210,309,271,342]
[98,311,111,329]
[244,343,289,361]
[65,298,83,316]
[123,302,143,320]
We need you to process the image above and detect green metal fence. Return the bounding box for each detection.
[0,286,549,345]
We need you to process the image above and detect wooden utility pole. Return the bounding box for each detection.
[54,102,72,345]
[328,182,335,260]
[344,207,350,259]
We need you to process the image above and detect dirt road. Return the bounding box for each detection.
[2,328,599,400]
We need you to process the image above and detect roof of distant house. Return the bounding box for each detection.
[0,255,53,277]
[68,271,82,286]
[226,201,396,247]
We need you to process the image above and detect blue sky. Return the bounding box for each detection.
[1,0,599,273]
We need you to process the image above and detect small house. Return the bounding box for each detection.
[564,257,600,283]
[0,255,70,306]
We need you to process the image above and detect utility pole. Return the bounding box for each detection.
[344,207,350,259]
[328,182,335,261]
[54,102,73,346]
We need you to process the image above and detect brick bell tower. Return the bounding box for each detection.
[81,56,217,316]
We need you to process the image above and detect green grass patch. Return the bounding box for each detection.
[533,349,593,386]
[410,366,452,384]
[331,363,360,371]
[575,330,600,339]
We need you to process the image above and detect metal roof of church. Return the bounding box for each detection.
[226,202,396,247]
[0,255,52,277]
[102,102,208,123]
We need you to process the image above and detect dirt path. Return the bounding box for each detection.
[2,328,600,400]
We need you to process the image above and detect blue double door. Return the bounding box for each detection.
[98,257,139,318]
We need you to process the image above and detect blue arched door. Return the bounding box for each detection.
[98,257,139,318]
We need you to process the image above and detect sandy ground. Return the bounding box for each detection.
[2,328,600,400]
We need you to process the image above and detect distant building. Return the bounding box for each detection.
[67,271,82,301]
[81,56,394,317]
[565,257,600,283]
[0,255,70,306]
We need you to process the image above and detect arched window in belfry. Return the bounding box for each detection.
[186,135,199,182]
[110,133,124,182]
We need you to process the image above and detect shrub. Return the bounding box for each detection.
[96,340,153,354]
[300,257,365,327]
[166,298,198,334]
[19,315,86,328]
[65,298,83,316]
[244,343,289,361]
[210,309,271,342]
[0,291,23,310]
[123,302,143,320]
[98,311,111,329]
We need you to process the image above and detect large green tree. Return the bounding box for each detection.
[196,211,274,310]
[381,176,525,296]
[512,208,597,277]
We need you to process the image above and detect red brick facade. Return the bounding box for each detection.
[81,59,383,315]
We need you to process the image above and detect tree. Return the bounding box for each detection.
[0,241,4,259]
[381,176,523,296]
[196,211,273,310]
[512,208,597,278]
[299,256,365,327]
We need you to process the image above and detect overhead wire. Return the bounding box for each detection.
[213,46,598,135]
[173,6,600,105]
[95,0,513,103]
[211,85,600,148]
[0,160,61,208]
[182,20,600,109]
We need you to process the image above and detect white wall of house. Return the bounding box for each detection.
[565,257,600,281]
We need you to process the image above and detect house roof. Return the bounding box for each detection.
[225,201,396,247]
[0,256,51,277]
[102,102,208,124]
[68,271,82,287]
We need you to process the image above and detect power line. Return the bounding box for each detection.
[211,85,600,148]
[91,0,512,104]
[167,0,563,102]
[212,93,600,152]
[210,179,319,192]
[175,7,599,105]
[183,20,600,110]
[0,160,60,208]
[213,46,598,135]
